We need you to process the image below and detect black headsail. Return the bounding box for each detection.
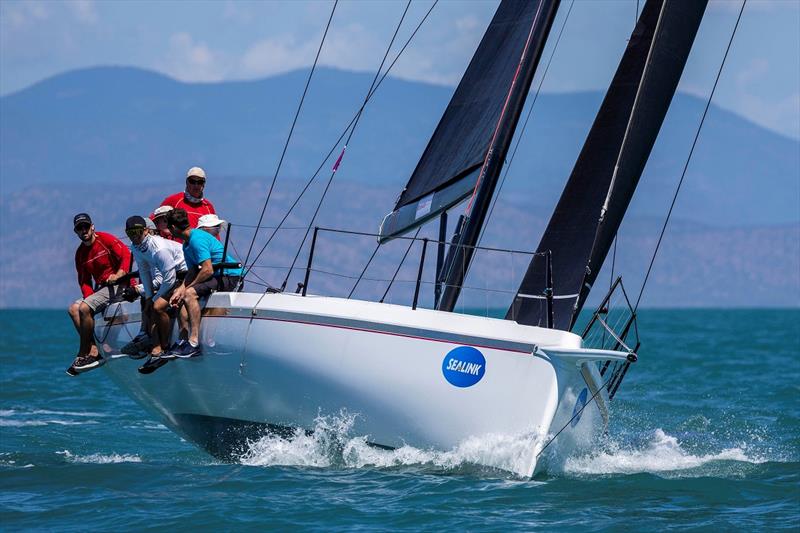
[378,0,560,245]
[507,0,707,330]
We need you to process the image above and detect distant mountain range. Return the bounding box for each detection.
[0,66,798,308]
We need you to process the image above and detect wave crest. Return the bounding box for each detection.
[57,450,142,464]
[564,428,766,475]
[238,412,545,476]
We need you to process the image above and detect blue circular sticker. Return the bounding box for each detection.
[442,346,486,388]
[570,388,589,427]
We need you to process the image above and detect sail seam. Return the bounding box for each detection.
[517,292,579,300]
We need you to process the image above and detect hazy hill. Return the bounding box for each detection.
[1,178,797,309]
[1,66,798,226]
[0,66,798,308]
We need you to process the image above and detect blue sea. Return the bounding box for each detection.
[1,308,798,531]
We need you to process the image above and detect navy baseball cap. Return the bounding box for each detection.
[125,215,147,231]
[73,213,92,229]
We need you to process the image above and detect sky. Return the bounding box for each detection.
[1,0,798,140]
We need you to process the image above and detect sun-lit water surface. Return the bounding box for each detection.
[1,308,798,531]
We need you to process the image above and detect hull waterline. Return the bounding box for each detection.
[95,292,618,476]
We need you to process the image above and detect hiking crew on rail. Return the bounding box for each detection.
[68,213,132,373]
[67,166,241,376]
[165,208,242,359]
[123,215,190,374]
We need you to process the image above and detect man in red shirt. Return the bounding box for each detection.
[67,213,132,375]
[159,166,216,230]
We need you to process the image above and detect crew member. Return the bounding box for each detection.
[120,218,162,357]
[151,205,177,241]
[67,213,132,374]
[197,214,227,239]
[159,166,216,231]
[166,208,241,358]
[125,216,188,370]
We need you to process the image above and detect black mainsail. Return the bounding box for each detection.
[507,0,708,330]
[378,0,560,244]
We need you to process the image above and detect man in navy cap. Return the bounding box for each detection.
[67,213,131,374]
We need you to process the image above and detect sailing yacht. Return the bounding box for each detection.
[94,0,707,477]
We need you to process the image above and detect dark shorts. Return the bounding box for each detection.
[193,275,240,298]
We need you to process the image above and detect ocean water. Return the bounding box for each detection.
[1,308,798,531]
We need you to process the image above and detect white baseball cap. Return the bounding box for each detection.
[186,166,206,179]
[197,214,226,228]
[152,205,173,219]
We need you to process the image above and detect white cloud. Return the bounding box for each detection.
[240,34,318,77]
[159,32,226,82]
[733,58,800,139]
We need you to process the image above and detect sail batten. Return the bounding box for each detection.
[379,0,559,243]
[508,0,708,330]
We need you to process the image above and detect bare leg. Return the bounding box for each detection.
[68,302,81,334]
[77,302,98,357]
[152,298,172,354]
[68,303,82,359]
[183,287,202,345]
[177,305,189,341]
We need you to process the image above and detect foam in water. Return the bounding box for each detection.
[0,408,103,427]
[57,450,142,464]
[564,428,766,475]
[238,411,546,476]
[0,419,98,427]
[30,409,107,418]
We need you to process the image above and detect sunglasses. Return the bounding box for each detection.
[74,223,91,233]
[187,177,206,185]
[125,227,145,237]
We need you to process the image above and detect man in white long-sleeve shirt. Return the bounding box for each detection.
[125,216,187,369]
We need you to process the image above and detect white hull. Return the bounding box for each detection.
[95,292,626,477]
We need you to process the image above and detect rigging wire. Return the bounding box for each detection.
[348,241,381,298]
[280,0,413,291]
[475,0,575,251]
[634,0,746,312]
[380,228,422,303]
[242,0,338,271]
[241,0,439,284]
[609,233,617,292]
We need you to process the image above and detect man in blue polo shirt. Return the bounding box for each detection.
[165,208,242,358]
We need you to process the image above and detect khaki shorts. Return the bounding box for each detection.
[75,285,120,314]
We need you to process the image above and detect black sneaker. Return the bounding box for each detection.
[121,333,152,358]
[172,342,202,359]
[137,355,169,375]
[72,354,105,373]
